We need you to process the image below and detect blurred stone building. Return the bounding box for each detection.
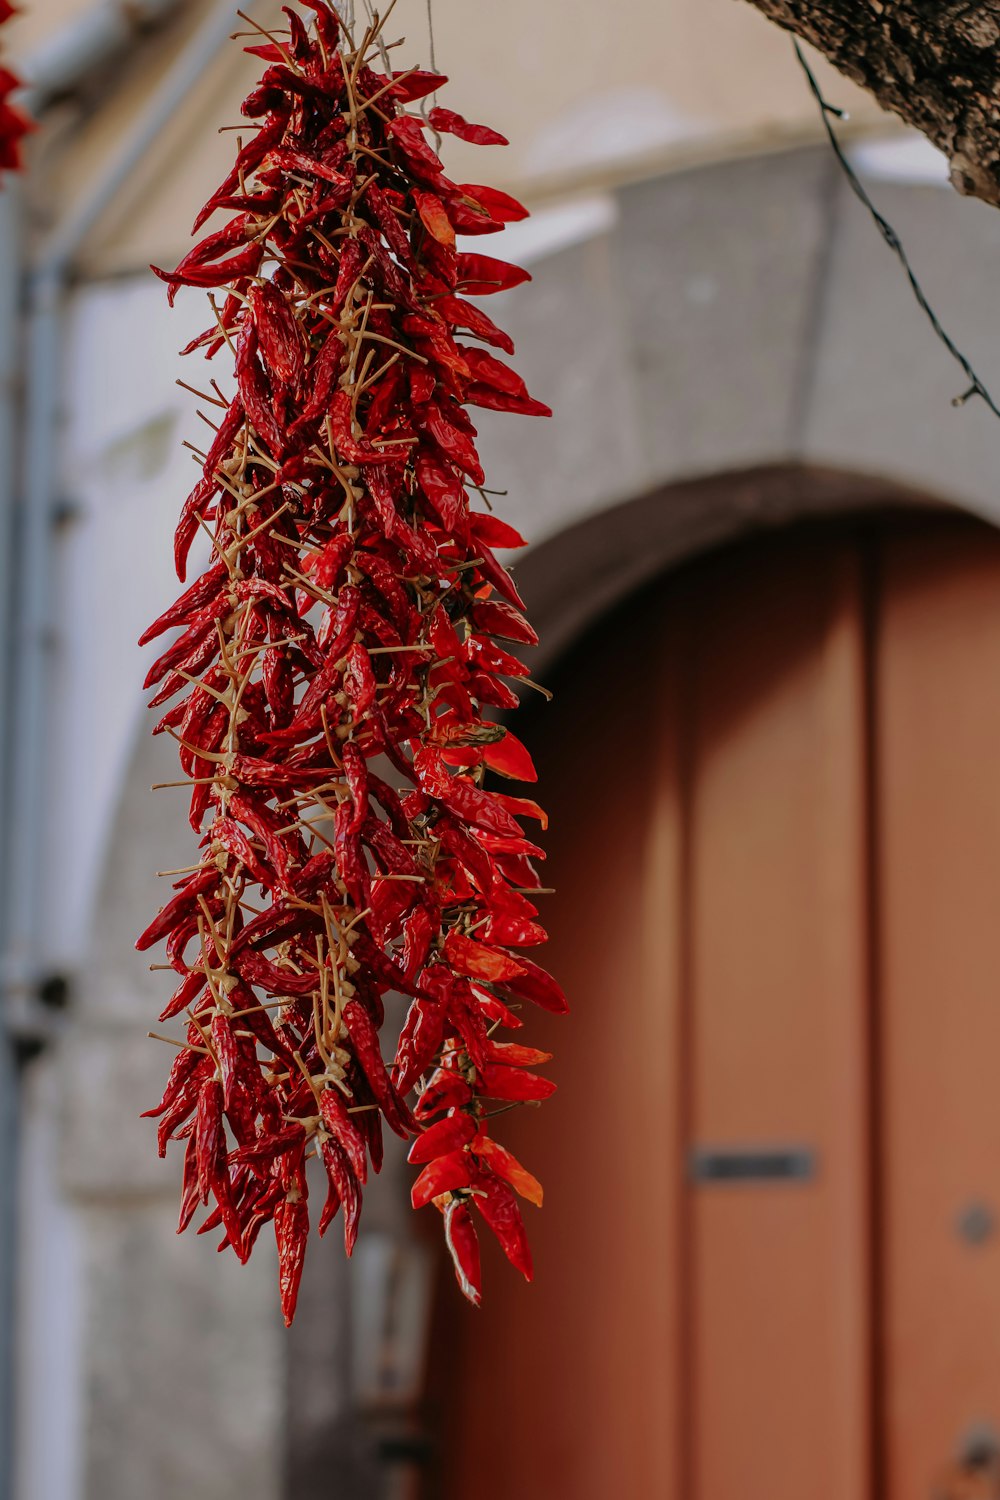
[5,3,1000,1499]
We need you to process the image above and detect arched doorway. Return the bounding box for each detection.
[421,511,1000,1500]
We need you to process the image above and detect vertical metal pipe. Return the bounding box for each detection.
[0,178,25,1500]
[5,267,59,1021]
[19,0,184,112]
[0,183,23,905]
[0,1036,18,1500]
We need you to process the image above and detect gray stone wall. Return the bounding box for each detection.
[476,145,1000,553]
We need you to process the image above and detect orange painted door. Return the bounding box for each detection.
[427,561,689,1499]
[878,523,1000,1496]
[684,537,871,1500]
[425,516,1000,1500]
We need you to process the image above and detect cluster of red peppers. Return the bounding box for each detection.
[0,3,29,175]
[138,0,565,1324]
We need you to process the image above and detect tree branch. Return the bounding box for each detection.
[742,1,1000,208]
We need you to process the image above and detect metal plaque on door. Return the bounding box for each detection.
[688,1146,817,1184]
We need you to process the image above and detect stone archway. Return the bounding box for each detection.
[513,463,951,674]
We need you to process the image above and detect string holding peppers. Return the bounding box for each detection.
[137,0,566,1324]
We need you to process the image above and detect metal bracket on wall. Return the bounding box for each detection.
[0,971,70,1055]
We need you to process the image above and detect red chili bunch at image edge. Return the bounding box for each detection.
[0,3,30,175]
[137,0,566,1324]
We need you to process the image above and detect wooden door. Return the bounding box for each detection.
[423,516,1000,1500]
[684,537,871,1499]
[878,525,1000,1496]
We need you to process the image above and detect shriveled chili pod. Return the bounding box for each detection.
[0,9,29,180]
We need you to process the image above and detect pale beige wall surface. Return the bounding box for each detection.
[7,0,881,275]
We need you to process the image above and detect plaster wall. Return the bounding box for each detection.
[4,0,880,275]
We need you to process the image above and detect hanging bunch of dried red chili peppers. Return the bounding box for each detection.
[0,3,29,175]
[138,0,565,1324]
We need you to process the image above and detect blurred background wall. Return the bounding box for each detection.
[5,3,1000,1498]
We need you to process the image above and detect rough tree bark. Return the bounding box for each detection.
[741,2,1000,208]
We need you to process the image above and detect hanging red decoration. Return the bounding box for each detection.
[137,0,566,1324]
[0,3,30,176]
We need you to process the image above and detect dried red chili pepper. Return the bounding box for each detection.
[0,7,29,177]
[428,106,509,147]
[443,1198,482,1306]
[139,1,565,1323]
